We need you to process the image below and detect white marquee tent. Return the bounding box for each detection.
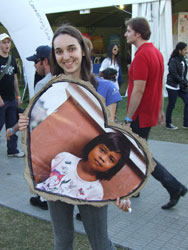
[0,0,172,97]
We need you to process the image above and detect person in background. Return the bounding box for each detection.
[84,37,94,72]
[26,45,52,94]
[34,71,44,87]
[165,42,188,130]
[100,68,117,83]
[84,37,121,120]
[99,43,123,89]
[27,45,52,210]
[0,33,24,157]
[123,17,187,210]
[6,45,52,210]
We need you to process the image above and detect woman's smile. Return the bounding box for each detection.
[63,60,74,68]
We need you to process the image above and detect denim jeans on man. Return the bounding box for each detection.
[0,99,19,154]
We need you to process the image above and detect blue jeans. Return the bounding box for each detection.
[166,88,188,126]
[48,201,116,250]
[0,99,19,154]
[131,117,184,195]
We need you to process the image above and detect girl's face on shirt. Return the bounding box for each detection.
[179,46,187,57]
[53,34,83,78]
[88,144,121,173]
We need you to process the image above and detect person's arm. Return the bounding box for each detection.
[0,95,4,107]
[6,113,29,140]
[126,80,146,120]
[108,103,117,121]
[14,74,22,105]
[158,89,165,125]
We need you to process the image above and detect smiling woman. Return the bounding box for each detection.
[21,24,155,250]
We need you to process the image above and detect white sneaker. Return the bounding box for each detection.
[183,126,188,129]
[166,123,178,130]
[8,150,25,158]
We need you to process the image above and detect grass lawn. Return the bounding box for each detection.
[0,206,125,250]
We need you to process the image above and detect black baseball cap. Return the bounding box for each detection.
[26,45,51,61]
[102,68,117,77]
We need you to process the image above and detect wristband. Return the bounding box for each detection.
[124,116,133,124]
[16,96,21,99]
[10,127,16,135]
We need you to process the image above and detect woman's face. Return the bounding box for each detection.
[112,45,119,56]
[53,34,83,78]
[88,144,121,173]
[179,46,187,57]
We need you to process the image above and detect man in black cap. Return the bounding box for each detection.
[27,45,52,210]
[27,45,52,94]
[7,45,52,210]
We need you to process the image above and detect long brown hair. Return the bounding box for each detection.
[51,24,98,89]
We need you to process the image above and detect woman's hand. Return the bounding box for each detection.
[18,113,29,130]
[115,197,132,213]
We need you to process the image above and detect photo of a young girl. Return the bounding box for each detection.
[36,132,130,201]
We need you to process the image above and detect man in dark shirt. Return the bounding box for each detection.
[0,33,24,157]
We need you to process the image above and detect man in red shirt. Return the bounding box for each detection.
[124,17,187,209]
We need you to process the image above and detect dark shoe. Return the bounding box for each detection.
[161,186,187,209]
[166,123,178,130]
[132,192,140,198]
[76,213,82,221]
[30,196,48,210]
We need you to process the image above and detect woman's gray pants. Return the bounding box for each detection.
[48,200,116,250]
